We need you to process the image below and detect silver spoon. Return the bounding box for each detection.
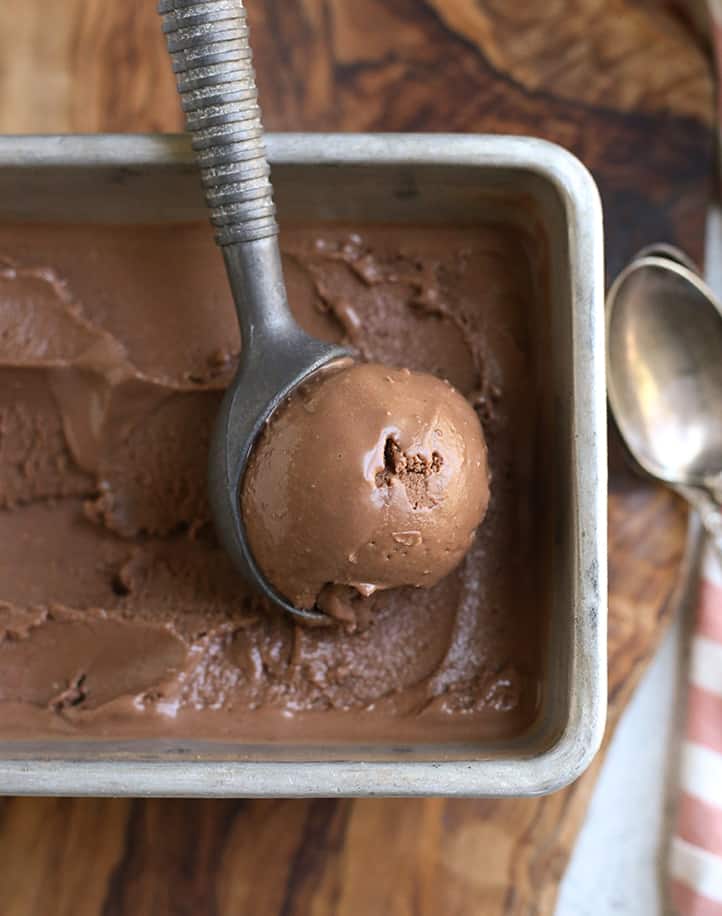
[159,0,350,621]
[607,249,722,554]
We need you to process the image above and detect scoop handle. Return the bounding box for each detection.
[158,0,303,348]
[158,0,277,245]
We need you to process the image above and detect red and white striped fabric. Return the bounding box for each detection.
[670,545,722,915]
[667,7,722,913]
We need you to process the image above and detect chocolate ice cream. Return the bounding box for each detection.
[242,362,490,614]
[0,221,545,744]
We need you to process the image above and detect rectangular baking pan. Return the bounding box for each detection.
[0,133,606,796]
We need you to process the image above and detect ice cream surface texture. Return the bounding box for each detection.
[0,221,545,743]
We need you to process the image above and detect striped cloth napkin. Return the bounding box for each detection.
[669,545,722,914]
[666,5,722,913]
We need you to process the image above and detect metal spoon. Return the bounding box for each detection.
[606,249,722,554]
[159,0,350,621]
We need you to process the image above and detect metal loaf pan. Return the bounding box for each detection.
[0,133,606,796]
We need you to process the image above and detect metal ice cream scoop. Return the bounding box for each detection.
[159,0,349,621]
[607,245,722,556]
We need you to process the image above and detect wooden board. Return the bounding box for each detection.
[0,1,715,914]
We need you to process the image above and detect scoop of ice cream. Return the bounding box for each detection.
[241,362,490,612]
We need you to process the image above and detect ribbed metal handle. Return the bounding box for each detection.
[158,0,277,245]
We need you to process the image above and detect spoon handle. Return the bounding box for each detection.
[158,0,297,344]
[679,484,722,565]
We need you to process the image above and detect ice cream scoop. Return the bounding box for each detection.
[242,363,490,617]
[159,0,349,622]
[160,0,489,623]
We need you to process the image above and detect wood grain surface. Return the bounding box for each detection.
[0,1,715,914]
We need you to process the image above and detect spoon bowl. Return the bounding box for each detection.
[607,255,722,491]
